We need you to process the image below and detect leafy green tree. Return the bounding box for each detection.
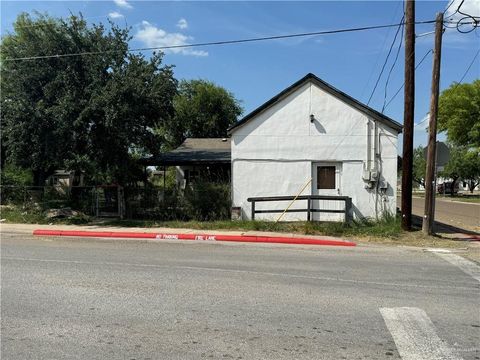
[1,13,177,186]
[440,146,462,196]
[412,146,426,188]
[0,164,33,187]
[458,149,480,193]
[440,146,480,195]
[160,79,243,149]
[438,80,480,147]
[0,164,34,204]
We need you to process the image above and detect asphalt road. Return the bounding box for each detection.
[2,233,480,360]
[410,197,480,231]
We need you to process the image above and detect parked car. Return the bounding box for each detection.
[437,182,459,194]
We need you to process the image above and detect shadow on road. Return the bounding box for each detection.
[411,214,480,241]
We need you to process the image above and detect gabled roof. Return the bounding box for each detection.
[179,138,231,151]
[141,138,231,166]
[228,73,403,134]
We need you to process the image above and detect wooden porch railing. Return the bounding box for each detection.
[247,195,352,222]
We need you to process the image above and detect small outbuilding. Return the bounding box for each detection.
[228,73,402,221]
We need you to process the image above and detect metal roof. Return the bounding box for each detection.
[141,138,231,166]
[228,73,403,134]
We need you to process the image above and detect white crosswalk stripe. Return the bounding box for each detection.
[433,252,480,283]
[380,307,463,360]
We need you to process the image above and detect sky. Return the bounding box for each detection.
[1,0,479,150]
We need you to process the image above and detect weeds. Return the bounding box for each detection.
[99,214,402,239]
[1,202,402,239]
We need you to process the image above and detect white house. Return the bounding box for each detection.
[228,73,402,221]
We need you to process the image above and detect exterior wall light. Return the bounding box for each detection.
[310,114,315,123]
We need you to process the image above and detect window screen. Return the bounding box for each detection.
[317,166,336,189]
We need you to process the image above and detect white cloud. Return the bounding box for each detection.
[437,0,480,46]
[114,0,133,10]
[177,18,188,30]
[108,11,124,19]
[136,21,208,57]
[444,0,480,30]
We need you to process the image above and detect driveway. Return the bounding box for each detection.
[2,233,479,359]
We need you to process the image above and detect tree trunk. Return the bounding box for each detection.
[450,178,458,197]
[469,180,478,193]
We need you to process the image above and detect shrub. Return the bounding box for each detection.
[184,181,231,221]
[0,164,33,204]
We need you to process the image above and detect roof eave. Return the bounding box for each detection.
[228,73,403,135]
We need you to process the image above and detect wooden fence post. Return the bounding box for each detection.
[307,197,311,221]
[345,197,352,223]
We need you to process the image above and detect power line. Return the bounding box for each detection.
[366,15,405,106]
[360,0,403,100]
[455,48,480,85]
[3,19,437,62]
[383,49,433,110]
[384,47,479,111]
[382,18,405,113]
[443,0,458,16]
[443,0,480,33]
[416,30,435,38]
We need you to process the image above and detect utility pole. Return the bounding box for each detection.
[401,0,415,230]
[423,12,444,235]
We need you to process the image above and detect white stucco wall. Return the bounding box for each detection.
[231,81,399,221]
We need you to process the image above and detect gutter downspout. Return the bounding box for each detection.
[366,119,371,172]
[373,120,378,167]
[373,121,380,220]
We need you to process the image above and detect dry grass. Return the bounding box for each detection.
[354,231,474,249]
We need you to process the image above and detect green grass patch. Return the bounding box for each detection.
[0,206,48,224]
[100,214,402,239]
[0,206,91,225]
[1,203,402,239]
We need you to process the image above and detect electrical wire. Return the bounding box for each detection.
[443,0,464,26]
[443,0,457,15]
[360,0,403,100]
[443,0,480,33]
[382,19,405,113]
[384,46,478,111]
[366,15,405,106]
[383,49,433,110]
[456,0,480,32]
[3,19,437,62]
[454,48,480,85]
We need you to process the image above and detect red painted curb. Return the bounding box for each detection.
[32,229,356,247]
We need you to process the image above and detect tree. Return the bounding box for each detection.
[440,146,480,195]
[440,146,462,196]
[412,146,426,188]
[458,149,480,193]
[160,79,243,149]
[1,12,177,186]
[438,80,480,147]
